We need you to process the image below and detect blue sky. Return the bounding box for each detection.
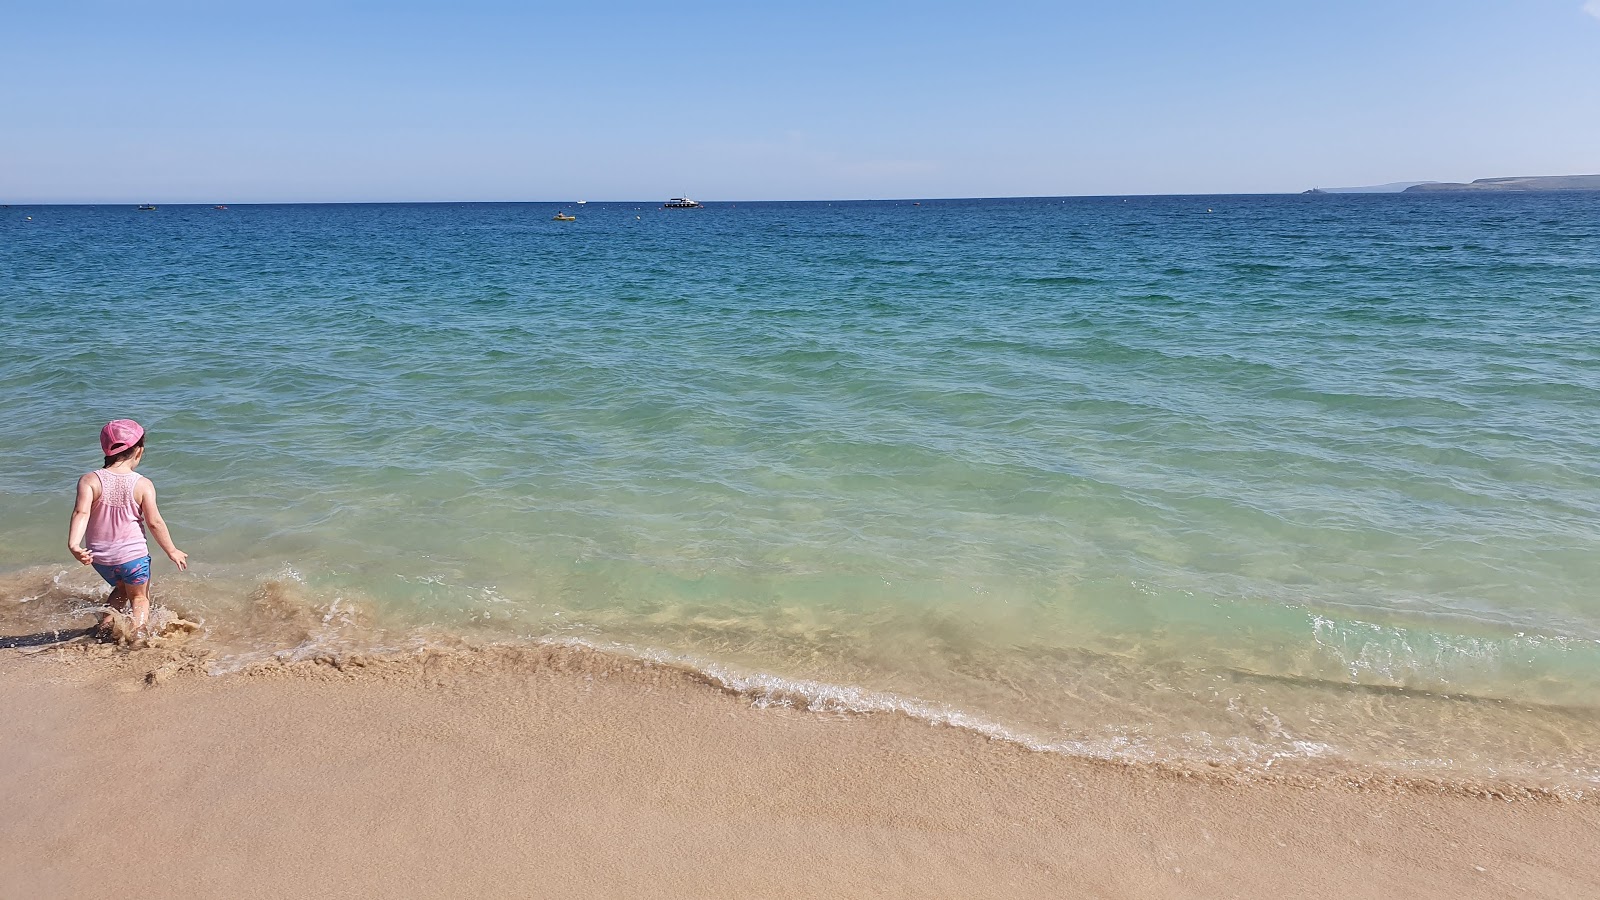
[3,1,1598,202]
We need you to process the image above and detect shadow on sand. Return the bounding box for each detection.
[0,628,97,650]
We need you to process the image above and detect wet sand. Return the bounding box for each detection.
[2,642,1597,900]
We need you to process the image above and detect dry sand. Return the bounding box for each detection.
[2,640,1597,900]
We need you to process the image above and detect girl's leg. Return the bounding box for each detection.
[123,581,151,632]
[98,584,128,633]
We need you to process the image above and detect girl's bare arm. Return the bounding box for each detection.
[67,474,95,564]
[138,482,189,570]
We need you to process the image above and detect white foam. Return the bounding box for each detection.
[547,636,1350,769]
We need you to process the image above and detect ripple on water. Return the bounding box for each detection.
[2,195,1600,787]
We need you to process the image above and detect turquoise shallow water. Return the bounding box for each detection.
[4,195,1600,785]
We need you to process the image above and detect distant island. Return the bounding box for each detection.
[1402,174,1600,193]
[1302,182,1436,194]
[1305,174,1600,195]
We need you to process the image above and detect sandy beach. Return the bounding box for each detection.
[2,639,1596,900]
[8,0,1600,895]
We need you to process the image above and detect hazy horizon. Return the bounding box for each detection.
[4,1,1598,205]
[9,181,1600,207]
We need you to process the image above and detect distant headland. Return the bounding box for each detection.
[1305,174,1600,194]
[1301,182,1434,194]
[1402,174,1600,193]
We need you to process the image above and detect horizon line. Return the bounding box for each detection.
[3,190,1480,207]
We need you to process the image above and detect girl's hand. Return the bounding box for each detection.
[69,544,92,565]
[168,549,189,571]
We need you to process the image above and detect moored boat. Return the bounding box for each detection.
[663,197,703,209]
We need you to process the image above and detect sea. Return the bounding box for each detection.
[3,194,1599,790]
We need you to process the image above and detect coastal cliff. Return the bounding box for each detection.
[1403,174,1600,192]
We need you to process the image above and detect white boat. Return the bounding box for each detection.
[663,197,704,209]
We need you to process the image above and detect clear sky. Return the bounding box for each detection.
[4,0,1598,202]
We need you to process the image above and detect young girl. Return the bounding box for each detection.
[66,419,189,636]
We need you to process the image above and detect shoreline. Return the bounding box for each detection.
[4,563,1599,800]
[4,641,1598,898]
[6,561,1600,798]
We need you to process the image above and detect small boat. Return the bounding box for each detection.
[213,205,228,210]
[663,197,703,209]
[137,204,157,211]
[576,200,587,205]
[552,212,576,221]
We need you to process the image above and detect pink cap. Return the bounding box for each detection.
[100,419,145,456]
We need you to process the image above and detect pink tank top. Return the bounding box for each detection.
[85,470,150,566]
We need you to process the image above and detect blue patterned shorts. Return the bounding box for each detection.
[92,555,151,587]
